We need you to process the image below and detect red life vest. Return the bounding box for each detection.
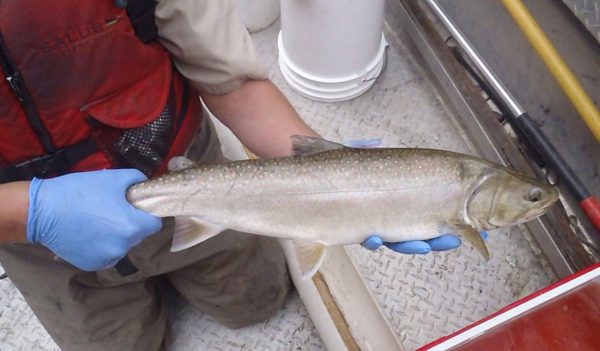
[0,0,202,182]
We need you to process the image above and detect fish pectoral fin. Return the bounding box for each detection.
[452,223,490,261]
[291,135,346,156]
[170,217,225,252]
[292,240,329,280]
[168,156,197,171]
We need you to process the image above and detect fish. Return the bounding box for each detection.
[126,136,559,279]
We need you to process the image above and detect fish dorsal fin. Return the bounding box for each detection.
[171,217,225,252]
[452,222,490,261]
[168,156,197,171]
[291,135,346,156]
[292,240,329,280]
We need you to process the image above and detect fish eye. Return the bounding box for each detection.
[528,187,543,202]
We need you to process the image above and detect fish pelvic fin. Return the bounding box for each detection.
[292,240,329,280]
[291,135,346,156]
[453,223,490,261]
[168,156,197,171]
[170,217,225,252]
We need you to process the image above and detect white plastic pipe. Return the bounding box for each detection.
[279,0,387,102]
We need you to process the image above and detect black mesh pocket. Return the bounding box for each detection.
[90,86,177,176]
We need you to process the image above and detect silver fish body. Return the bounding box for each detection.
[127,138,558,278]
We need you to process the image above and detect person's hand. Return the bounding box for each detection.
[27,169,162,271]
[362,232,489,254]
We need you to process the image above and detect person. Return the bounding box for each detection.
[0,1,467,350]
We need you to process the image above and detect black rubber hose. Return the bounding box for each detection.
[514,113,589,201]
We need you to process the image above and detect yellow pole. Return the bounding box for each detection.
[502,0,600,142]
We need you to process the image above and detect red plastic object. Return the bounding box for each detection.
[418,263,600,351]
[581,196,600,232]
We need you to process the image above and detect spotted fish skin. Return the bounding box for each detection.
[127,144,558,253]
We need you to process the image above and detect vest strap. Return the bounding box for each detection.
[125,0,158,43]
[0,32,56,153]
[0,139,98,183]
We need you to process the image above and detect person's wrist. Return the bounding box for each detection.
[0,181,32,243]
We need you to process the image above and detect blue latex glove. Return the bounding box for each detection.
[27,169,163,271]
[362,232,489,254]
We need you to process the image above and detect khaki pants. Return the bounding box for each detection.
[0,117,290,351]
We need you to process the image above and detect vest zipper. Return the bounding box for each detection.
[0,32,56,153]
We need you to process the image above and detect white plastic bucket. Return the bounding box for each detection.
[278,0,387,102]
[236,0,280,33]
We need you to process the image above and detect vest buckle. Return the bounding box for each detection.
[5,72,24,102]
[15,149,68,178]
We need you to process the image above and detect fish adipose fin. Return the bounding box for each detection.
[453,223,490,261]
[171,217,225,252]
[292,240,328,280]
[291,135,346,156]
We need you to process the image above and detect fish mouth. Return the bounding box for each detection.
[487,193,558,228]
[513,198,558,225]
[525,199,556,219]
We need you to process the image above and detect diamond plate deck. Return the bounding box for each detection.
[563,0,600,43]
[253,19,556,350]
[168,292,324,351]
[0,278,59,351]
[348,227,554,350]
[0,14,556,351]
